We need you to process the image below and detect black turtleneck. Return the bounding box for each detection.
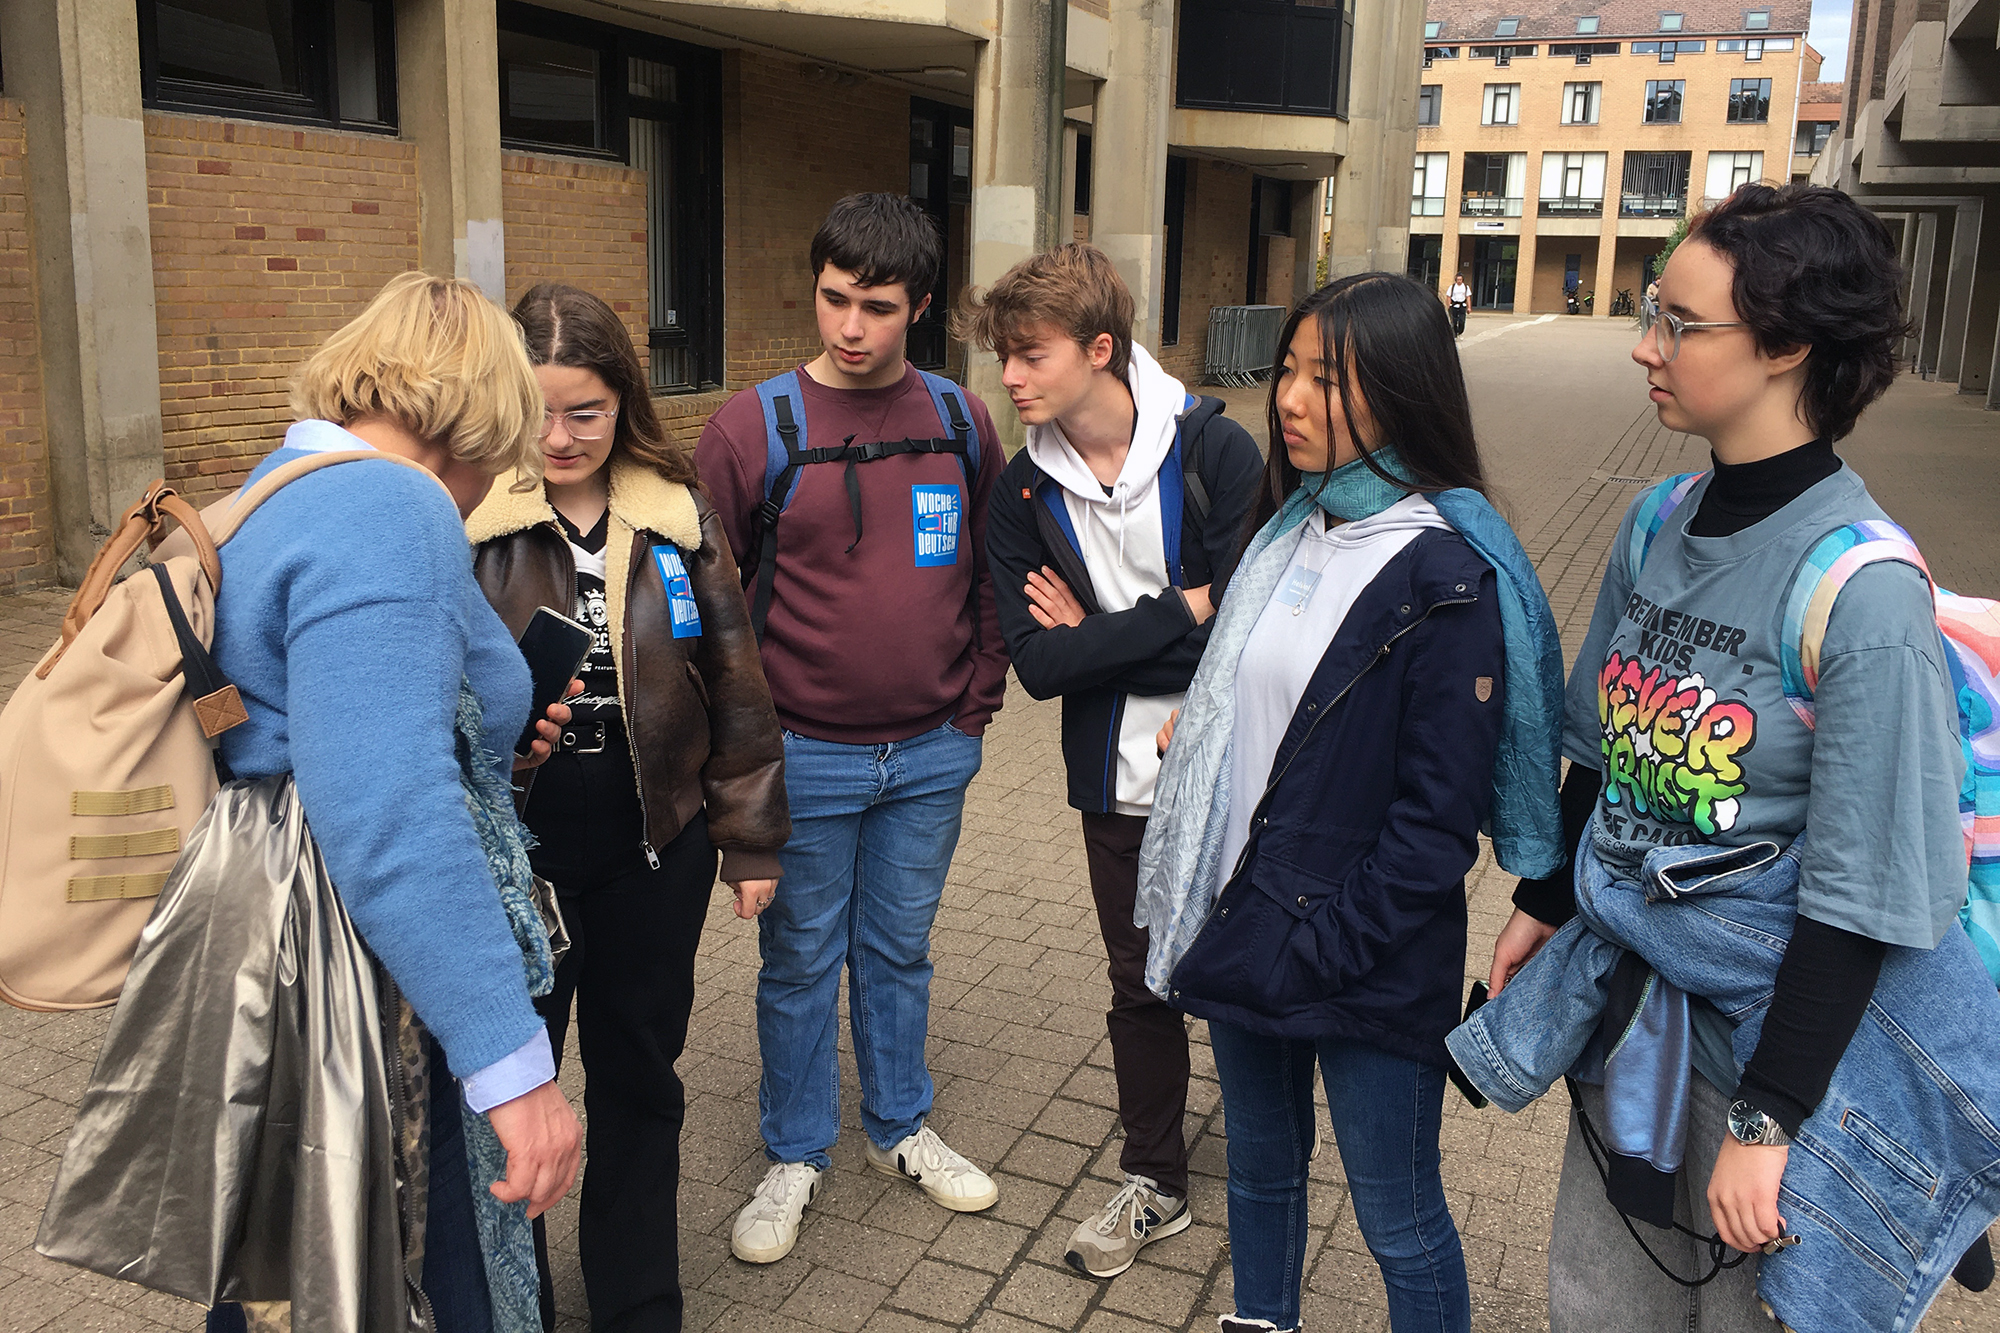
[1513,439,1885,1138]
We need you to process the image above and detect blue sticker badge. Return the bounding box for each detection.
[651,546,702,638]
[1278,566,1322,616]
[911,484,961,568]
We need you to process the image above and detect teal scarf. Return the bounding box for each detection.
[1137,445,1565,997]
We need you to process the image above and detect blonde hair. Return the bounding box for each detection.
[291,271,545,484]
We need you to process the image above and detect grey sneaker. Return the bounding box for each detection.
[1064,1174,1192,1277]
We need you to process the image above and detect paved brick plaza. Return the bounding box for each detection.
[0,314,1995,1331]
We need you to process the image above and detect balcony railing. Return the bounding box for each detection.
[1461,195,1523,217]
[1620,193,1686,218]
[1539,197,1604,217]
[1412,196,1446,216]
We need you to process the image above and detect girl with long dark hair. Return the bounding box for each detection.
[468,283,789,1331]
[1136,273,1566,1333]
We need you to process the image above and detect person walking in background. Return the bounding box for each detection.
[967,244,1263,1279]
[1138,273,1567,1333]
[1446,272,1471,336]
[468,283,789,1331]
[207,272,584,1333]
[696,193,1009,1265]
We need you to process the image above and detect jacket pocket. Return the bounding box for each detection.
[1172,841,1365,1017]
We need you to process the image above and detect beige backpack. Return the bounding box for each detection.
[0,449,429,1010]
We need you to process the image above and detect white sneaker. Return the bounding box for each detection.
[731,1161,822,1264]
[864,1125,999,1212]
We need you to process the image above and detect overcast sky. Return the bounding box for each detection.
[1809,0,1851,80]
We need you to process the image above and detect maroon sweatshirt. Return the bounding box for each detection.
[696,363,1009,744]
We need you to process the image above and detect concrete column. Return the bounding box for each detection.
[1514,222,1540,316]
[1916,211,1955,379]
[1591,213,1619,318]
[1327,0,1424,277]
[1892,212,1920,362]
[0,0,166,582]
[1959,200,2000,401]
[1091,0,1173,351]
[398,0,506,299]
[1291,181,1323,304]
[1907,212,1939,377]
[1935,199,1982,388]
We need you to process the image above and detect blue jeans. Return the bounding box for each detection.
[756,722,982,1167]
[1209,1023,1471,1333]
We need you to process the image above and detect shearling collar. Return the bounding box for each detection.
[466,455,700,550]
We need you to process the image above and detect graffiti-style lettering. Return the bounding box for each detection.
[1595,650,1758,836]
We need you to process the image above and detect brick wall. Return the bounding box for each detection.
[720,50,911,388]
[501,152,650,368]
[146,114,421,500]
[1157,158,1254,385]
[0,101,51,589]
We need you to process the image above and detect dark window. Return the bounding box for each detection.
[1177,0,1352,117]
[1418,84,1442,125]
[1245,176,1293,303]
[1796,120,1833,153]
[1620,150,1691,216]
[1728,77,1772,122]
[1551,41,1621,56]
[496,4,722,392]
[1644,79,1684,122]
[1470,44,1539,58]
[908,97,972,372]
[1425,45,1461,63]
[1461,152,1520,215]
[1075,132,1093,214]
[138,0,395,128]
[1163,156,1188,346]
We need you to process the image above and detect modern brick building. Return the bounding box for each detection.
[1812,0,2000,407]
[1791,79,1842,180]
[0,0,1429,592]
[1408,0,1812,314]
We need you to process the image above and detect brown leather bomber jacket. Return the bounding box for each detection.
[467,457,789,882]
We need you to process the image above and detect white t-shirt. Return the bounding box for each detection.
[1215,497,1450,890]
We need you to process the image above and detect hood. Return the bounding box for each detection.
[1022,342,1191,510]
[466,454,700,550]
[1311,493,1452,544]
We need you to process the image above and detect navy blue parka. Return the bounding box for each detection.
[1168,526,1507,1067]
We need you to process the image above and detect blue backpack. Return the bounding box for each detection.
[740,368,979,640]
[1634,472,2000,984]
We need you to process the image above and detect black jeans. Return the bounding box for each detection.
[1081,811,1191,1198]
[529,809,717,1333]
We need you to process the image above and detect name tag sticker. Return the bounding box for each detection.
[651,546,703,638]
[1279,566,1322,616]
[911,484,961,568]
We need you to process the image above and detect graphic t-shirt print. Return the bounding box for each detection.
[1592,589,1760,842]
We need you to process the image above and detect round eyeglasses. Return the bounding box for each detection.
[542,408,618,441]
[1640,295,1748,364]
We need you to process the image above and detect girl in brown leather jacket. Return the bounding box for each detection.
[468,283,788,1332]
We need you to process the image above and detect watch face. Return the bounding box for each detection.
[1728,1101,1769,1144]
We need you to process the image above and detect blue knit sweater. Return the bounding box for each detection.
[214,423,543,1077]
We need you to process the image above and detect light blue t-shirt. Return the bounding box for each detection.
[1565,466,1966,951]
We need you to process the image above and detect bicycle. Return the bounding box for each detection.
[1608,288,1635,318]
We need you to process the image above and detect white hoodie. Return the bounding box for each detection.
[1023,343,1192,816]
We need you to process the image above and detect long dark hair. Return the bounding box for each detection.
[1248,273,1488,540]
[511,282,699,488]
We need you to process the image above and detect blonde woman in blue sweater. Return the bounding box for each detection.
[206,272,581,1333]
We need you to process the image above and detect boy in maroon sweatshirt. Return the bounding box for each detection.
[698,194,1008,1265]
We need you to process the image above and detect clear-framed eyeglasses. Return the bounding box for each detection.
[542,408,618,441]
[1640,295,1748,364]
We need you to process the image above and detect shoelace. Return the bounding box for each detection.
[1090,1177,1152,1236]
[905,1127,968,1176]
[745,1165,815,1220]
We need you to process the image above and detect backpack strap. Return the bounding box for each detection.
[918,370,978,480]
[1626,472,1705,580]
[205,449,444,544]
[746,371,807,639]
[1178,395,1212,527]
[1779,520,1934,729]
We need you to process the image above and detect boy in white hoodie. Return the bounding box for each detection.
[969,245,1263,1279]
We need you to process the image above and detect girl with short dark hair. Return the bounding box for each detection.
[1137,272,1568,1333]
[1457,183,2000,1332]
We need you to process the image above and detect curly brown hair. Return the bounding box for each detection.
[511,282,699,487]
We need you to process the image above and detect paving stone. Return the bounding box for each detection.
[882,1259,995,1325]
[778,1265,891,1332]
[990,1261,1093,1327]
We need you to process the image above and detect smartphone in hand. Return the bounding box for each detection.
[515,606,593,757]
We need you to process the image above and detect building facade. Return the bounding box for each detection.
[0,0,1426,592]
[1813,0,2000,408]
[1409,0,1811,314]
[1792,79,1842,180]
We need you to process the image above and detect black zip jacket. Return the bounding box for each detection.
[985,395,1263,812]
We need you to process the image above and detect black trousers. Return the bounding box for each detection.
[1081,811,1191,1198]
[529,809,716,1333]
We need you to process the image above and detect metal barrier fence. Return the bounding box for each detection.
[1203,304,1287,386]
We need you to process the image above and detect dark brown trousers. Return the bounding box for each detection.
[1081,811,1192,1198]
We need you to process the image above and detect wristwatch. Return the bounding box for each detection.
[1728,1099,1792,1147]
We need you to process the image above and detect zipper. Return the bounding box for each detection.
[1223,595,1474,885]
[620,530,660,869]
